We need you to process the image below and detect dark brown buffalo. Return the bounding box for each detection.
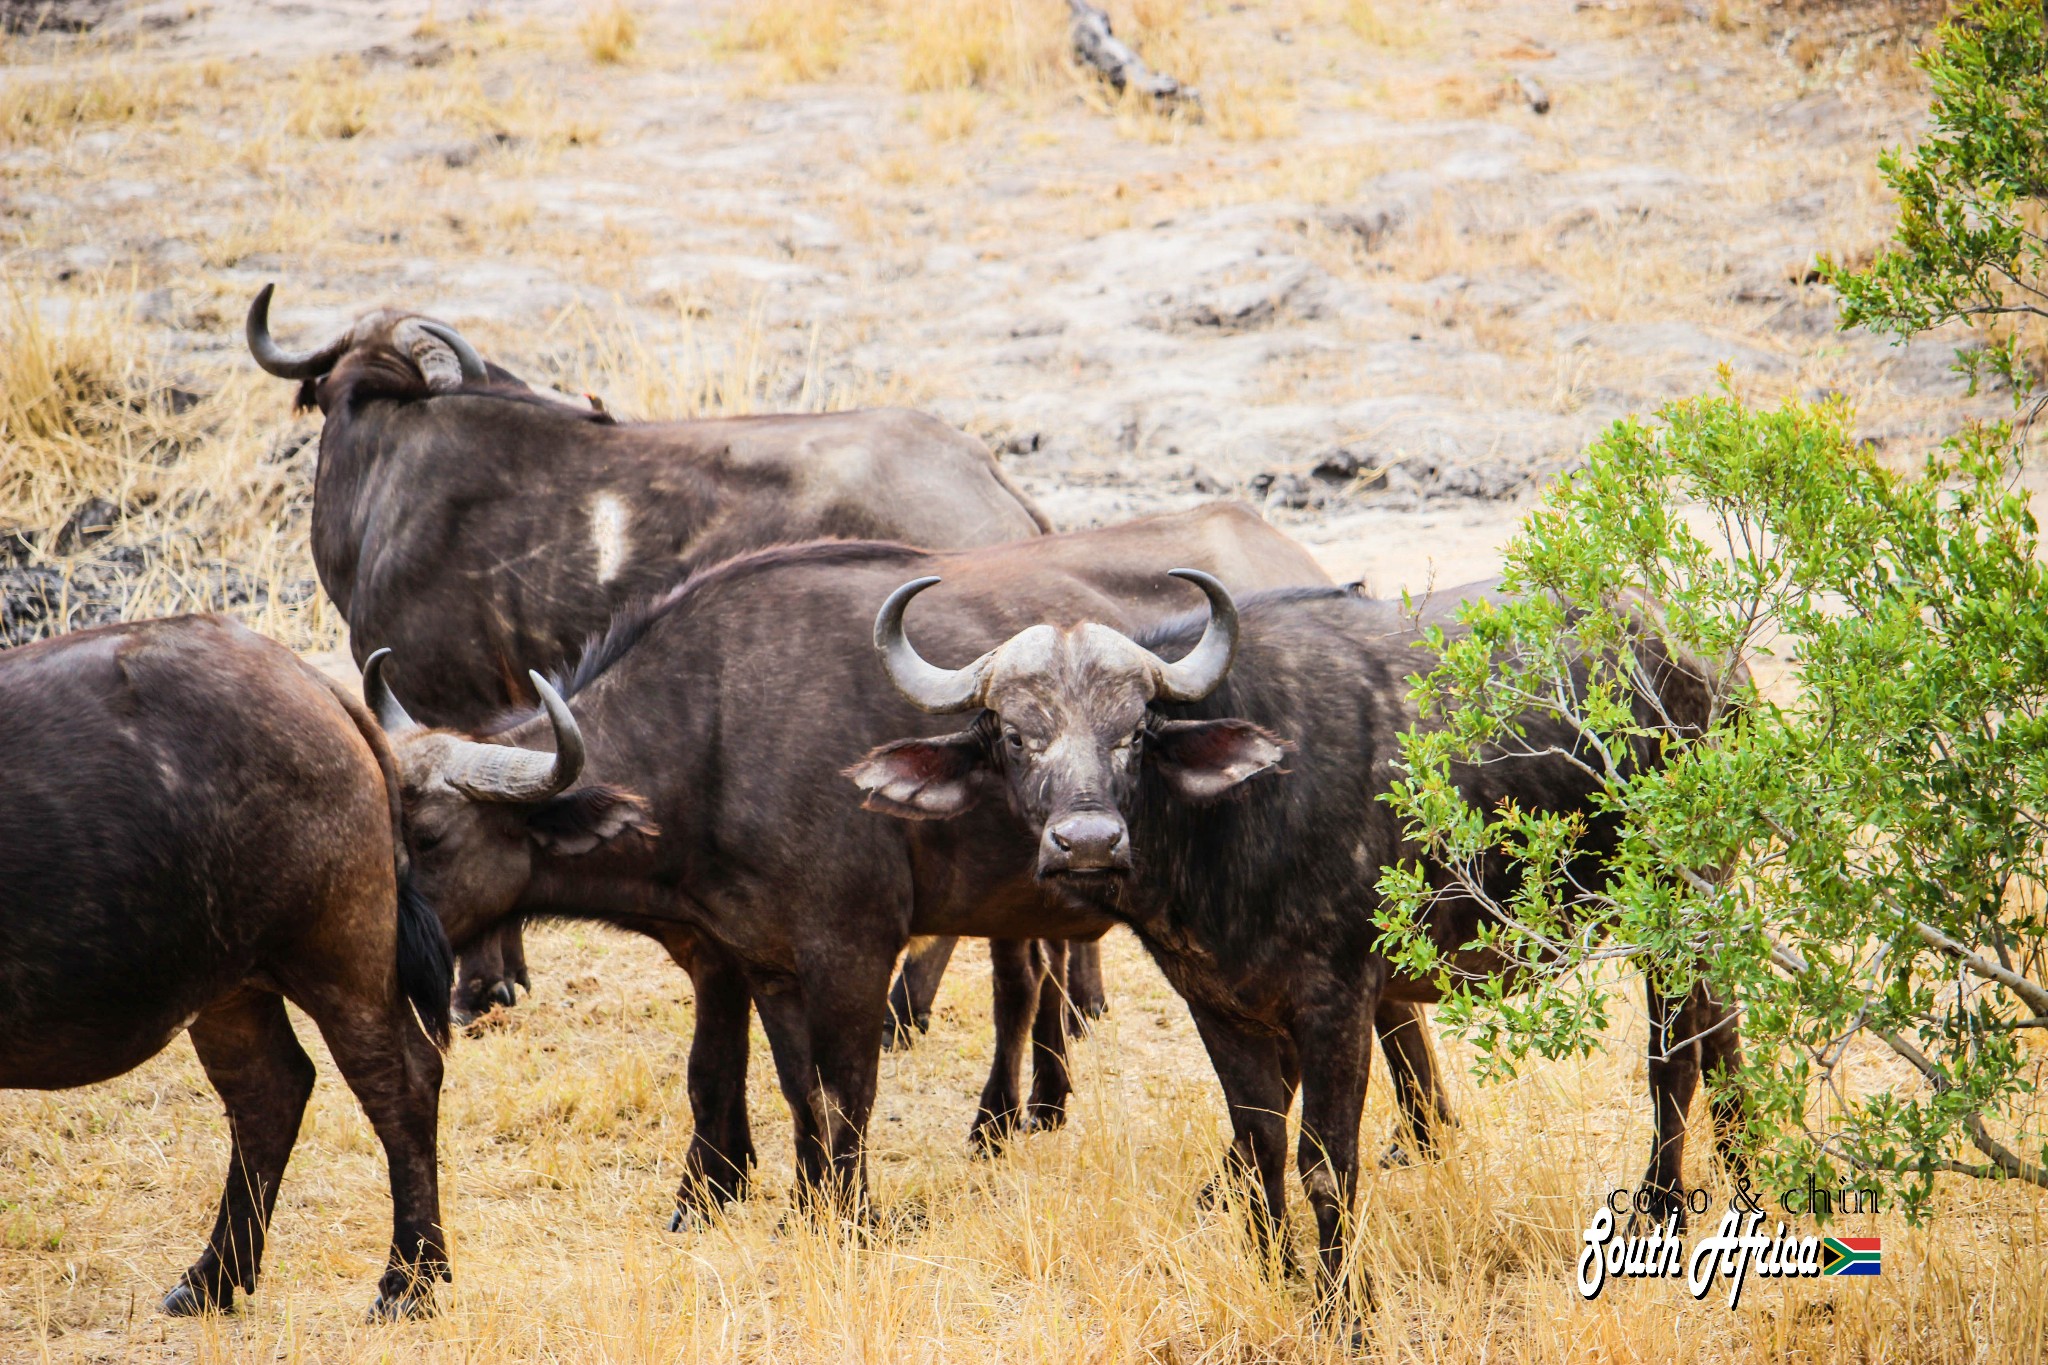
[0,615,452,1320]
[245,283,1050,1020]
[851,575,1745,1312]
[370,504,1441,1217]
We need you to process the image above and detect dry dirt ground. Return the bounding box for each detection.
[4,0,2044,1360]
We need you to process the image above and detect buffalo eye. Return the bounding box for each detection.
[413,827,444,853]
[1004,727,1026,753]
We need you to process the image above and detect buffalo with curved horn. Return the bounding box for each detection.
[247,282,1064,1035]
[851,573,1749,1321]
[1,616,452,1321]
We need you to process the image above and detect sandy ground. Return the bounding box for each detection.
[2,0,2014,600]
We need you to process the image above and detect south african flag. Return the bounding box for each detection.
[1821,1237,1882,1276]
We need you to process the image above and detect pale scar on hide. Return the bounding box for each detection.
[590,492,630,585]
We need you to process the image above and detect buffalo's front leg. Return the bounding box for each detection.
[1292,978,1379,1319]
[453,919,528,1023]
[164,990,317,1316]
[885,937,957,1049]
[750,955,894,1219]
[1697,985,1749,1181]
[1187,1002,1296,1273]
[661,933,756,1225]
[1375,999,1453,1165]
[971,939,1045,1153]
[1644,976,1748,1227]
[1027,939,1073,1131]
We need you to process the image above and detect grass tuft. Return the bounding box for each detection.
[579,0,641,65]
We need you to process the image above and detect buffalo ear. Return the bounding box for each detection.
[525,785,656,855]
[846,729,988,820]
[1149,718,1290,802]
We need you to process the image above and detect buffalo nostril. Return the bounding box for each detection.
[1052,831,1073,851]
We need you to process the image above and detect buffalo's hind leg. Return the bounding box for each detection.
[298,987,448,1319]
[163,990,316,1317]
[1376,1000,1454,1167]
[1063,938,1108,1035]
[885,937,957,1049]
[452,919,526,1024]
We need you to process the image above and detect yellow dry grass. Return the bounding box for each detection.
[6,930,2047,1363]
[580,0,642,65]
[728,0,850,83]
[0,284,340,651]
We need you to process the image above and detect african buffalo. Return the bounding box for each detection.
[0,615,452,1320]
[369,504,1448,1216]
[851,574,1745,1309]
[246,283,1053,1020]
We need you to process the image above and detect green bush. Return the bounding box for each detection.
[1828,0,2046,417]
[1378,392,2048,1218]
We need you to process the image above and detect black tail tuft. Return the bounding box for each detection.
[396,875,455,1048]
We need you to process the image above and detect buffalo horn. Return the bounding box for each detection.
[417,322,488,386]
[1142,569,1241,702]
[444,671,585,803]
[362,648,422,734]
[246,283,350,380]
[874,576,993,714]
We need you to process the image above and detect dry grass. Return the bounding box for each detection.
[0,59,196,146]
[728,0,850,83]
[0,283,339,650]
[580,0,641,65]
[897,0,1065,94]
[6,930,2047,1363]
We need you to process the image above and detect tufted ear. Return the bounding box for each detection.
[1148,718,1290,802]
[524,785,656,855]
[846,729,990,819]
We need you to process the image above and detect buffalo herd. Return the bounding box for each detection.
[0,286,1743,1324]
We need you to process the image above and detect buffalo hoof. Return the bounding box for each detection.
[969,1112,1028,1158]
[367,1280,438,1323]
[160,1278,233,1317]
[1026,1103,1069,1133]
[883,1013,930,1053]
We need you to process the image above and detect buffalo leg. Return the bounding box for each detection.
[452,919,527,1023]
[1293,980,1379,1316]
[1063,938,1108,1035]
[1027,939,1072,1130]
[301,986,449,1319]
[664,934,756,1224]
[162,990,316,1316]
[751,958,893,1219]
[1649,978,1749,1204]
[1375,1000,1453,1166]
[1642,974,1723,1229]
[971,939,1044,1153]
[885,937,957,1049]
[1187,1003,1295,1271]
[1696,985,1749,1180]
